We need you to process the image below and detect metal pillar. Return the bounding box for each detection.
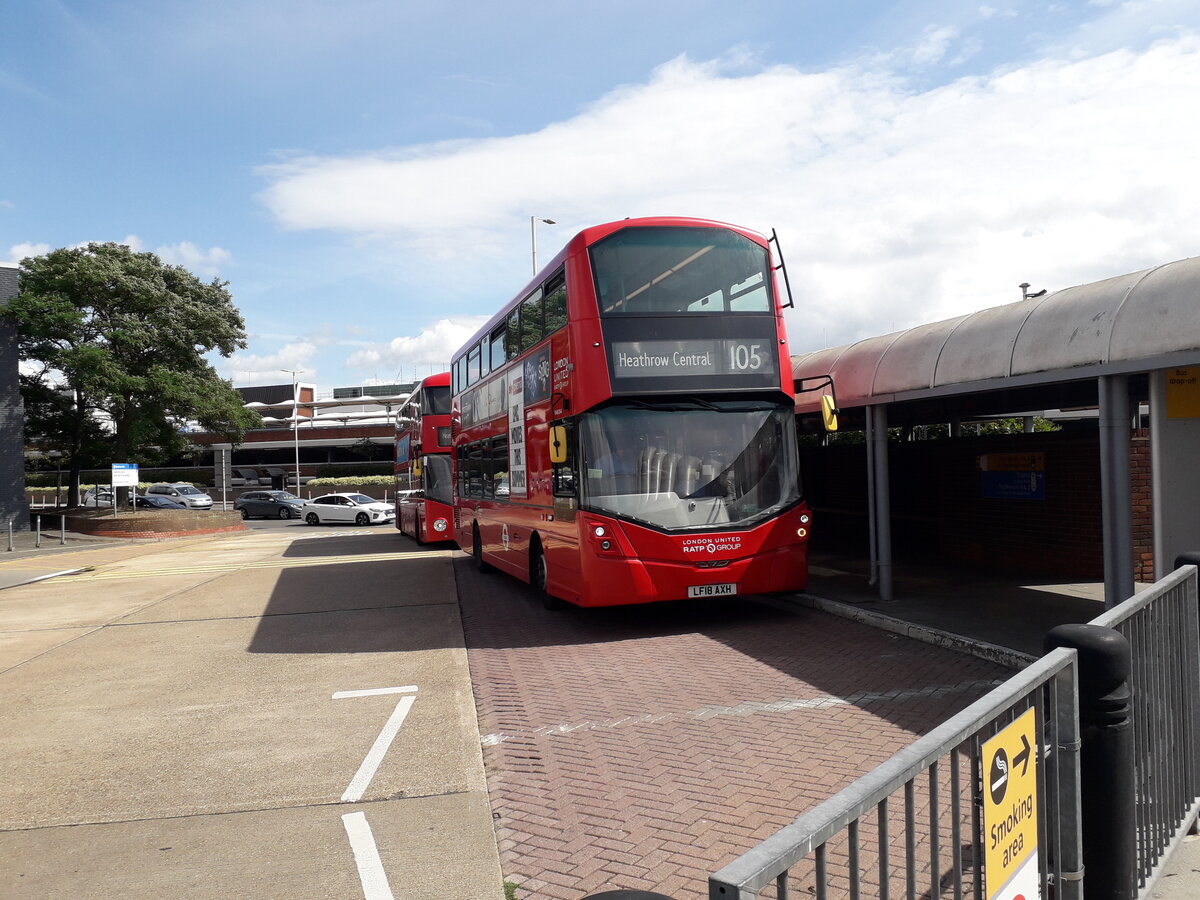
[868,404,894,601]
[1099,375,1135,607]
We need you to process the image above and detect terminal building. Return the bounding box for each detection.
[192,381,416,477]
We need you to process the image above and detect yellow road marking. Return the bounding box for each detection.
[68,549,449,580]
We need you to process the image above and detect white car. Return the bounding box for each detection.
[303,493,396,526]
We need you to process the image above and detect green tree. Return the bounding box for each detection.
[3,242,262,505]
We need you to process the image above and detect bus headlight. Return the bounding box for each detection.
[799,514,811,524]
[593,525,607,538]
[433,518,448,533]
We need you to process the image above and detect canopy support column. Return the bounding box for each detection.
[867,404,894,602]
[1099,374,1134,608]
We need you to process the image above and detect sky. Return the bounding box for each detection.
[3,0,1199,396]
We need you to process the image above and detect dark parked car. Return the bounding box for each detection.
[234,490,305,520]
[132,494,187,510]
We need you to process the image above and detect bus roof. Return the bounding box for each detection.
[418,371,451,389]
[454,216,771,360]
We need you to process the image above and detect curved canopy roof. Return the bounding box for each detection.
[792,256,1200,414]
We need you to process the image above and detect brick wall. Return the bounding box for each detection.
[65,509,245,538]
[1131,428,1154,582]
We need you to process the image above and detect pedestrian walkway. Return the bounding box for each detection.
[801,551,1200,899]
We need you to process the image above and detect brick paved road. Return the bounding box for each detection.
[456,555,1012,900]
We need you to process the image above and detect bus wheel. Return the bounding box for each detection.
[472,524,495,573]
[531,540,564,611]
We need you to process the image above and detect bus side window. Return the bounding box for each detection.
[544,271,567,335]
[490,325,506,371]
[520,289,543,352]
[491,437,509,500]
[506,307,521,361]
[552,419,576,498]
[467,442,485,498]
[467,345,481,386]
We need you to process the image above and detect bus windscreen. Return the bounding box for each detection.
[590,226,773,316]
[578,399,799,532]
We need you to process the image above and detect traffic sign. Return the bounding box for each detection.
[982,707,1040,900]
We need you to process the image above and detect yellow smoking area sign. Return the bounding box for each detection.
[983,707,1040,900]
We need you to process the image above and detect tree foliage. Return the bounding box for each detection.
[2,242,262,503]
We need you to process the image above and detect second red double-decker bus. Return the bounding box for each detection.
[451,216,813,607]
[394,372,455,543]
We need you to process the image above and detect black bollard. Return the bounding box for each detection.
[1044,623,1134,900]
[1173,551,1200,570]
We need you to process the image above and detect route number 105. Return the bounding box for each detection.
[728,343,764,371]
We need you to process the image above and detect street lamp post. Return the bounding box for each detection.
[530,216,556,274]
[281,369,305,492]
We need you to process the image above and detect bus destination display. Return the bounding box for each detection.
[611,339,779,380]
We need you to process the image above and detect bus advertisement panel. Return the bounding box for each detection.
[394,372,455,544]
[451,217,814,608]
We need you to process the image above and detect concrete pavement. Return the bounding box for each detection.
[0,526,504,899]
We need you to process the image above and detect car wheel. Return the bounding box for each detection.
[239,508,249,520]
[305,512,320,526]
[278,507,292,520]
[472,524,495,573]
[530,539,564,610]
[355,512,370,526]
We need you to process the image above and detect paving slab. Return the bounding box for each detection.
[0,626,96,673]
[0,792,503,900]
[1,531,502,899]
[455,553,1015,899]
[1,603,479,828]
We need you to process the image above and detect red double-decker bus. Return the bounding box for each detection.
[394,372,455,543]
[451,216,815,607]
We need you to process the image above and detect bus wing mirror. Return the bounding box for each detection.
[821,394,839,433]
[549,425,568,464]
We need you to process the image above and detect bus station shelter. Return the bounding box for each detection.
[791,257,1200,607]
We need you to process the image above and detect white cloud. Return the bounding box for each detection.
[223,341,320,386]
[911,26,961,66]
[5,235,230,277]
[344,317,489,375]
[257,30,1200,354]
[156,241,232,277]
[7,242,51,262]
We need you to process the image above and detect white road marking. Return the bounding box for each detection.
[341,811,395,900]
[333,686,418,700]
[340,693,417,802]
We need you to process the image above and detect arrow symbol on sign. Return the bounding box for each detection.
[1013,733,1031,776]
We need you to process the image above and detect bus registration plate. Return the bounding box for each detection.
[688,583,737,598]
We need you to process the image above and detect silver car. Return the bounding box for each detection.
[145,483,213,509]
